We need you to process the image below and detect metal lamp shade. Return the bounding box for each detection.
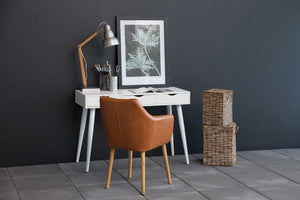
[102,24,119,48]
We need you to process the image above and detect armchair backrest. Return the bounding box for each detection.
[100,96,155,151]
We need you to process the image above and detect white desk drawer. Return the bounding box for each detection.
[86,96,100,107]
[155,93,190,105]
[122,95,156,106]
[75,87,191,108]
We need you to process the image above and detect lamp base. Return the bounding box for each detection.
[81,87,101,93]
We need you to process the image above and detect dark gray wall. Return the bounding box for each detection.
[1,0,300,167]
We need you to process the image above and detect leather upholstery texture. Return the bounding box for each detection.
[100,96,174,152]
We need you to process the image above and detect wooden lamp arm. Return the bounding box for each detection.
[77,30,101,88]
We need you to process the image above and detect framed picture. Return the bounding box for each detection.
[117,17,167,87]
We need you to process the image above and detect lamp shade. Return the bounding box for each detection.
[102,24,119,48]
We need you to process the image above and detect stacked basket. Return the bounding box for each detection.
[202,89,238,166]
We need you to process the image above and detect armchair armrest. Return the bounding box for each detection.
[151,115,174,149]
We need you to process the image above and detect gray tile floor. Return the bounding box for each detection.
[1,149,300,200]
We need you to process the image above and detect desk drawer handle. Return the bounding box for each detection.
[168,94,177,96]
[134,95,144,97]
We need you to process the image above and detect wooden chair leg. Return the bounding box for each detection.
[162,144,172,184]
[128,150,133,179]
[141,152,146,195]
[105,148,115,189]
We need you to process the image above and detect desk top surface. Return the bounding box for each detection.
[75,87,190,96]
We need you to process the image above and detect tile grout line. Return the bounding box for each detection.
[149,156,212,200]
[211,166,272,200]
[103,159,148,200]
[272,149,300,162]
[56,164,87,200]
[3,150,299,200]
[238,153,300,186]
[6,167,23,200]
[190,154,272,200]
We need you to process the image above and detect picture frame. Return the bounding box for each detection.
[117,17,168,88]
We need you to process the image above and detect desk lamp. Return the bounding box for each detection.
[77,22,119,88]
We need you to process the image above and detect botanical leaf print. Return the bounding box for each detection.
[127,48,154,76]
[131,26,159,49]
[126,25,160,76]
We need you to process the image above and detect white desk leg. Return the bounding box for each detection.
[167,105,175,156]
[76,108,88,163]
[86,108,96,172]
[176,105,190,164]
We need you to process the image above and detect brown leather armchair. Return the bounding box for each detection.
[100,96,174,195]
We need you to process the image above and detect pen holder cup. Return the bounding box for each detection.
[99,73,110,90]
[110,76,118,92]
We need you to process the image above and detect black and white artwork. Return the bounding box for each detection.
[118,18,166,86]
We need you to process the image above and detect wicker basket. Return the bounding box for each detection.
[203,89,233,126]
[203,123,238,166]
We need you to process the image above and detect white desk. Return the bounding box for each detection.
[75,87,191,172]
